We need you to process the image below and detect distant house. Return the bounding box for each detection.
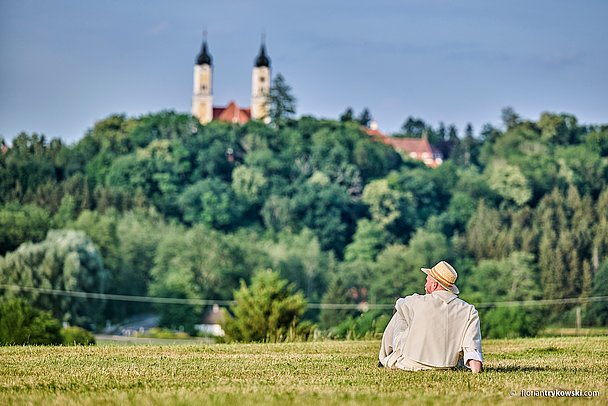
[195,304,225,337]
[365,123,443,168]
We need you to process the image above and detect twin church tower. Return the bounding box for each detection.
[192,33,272,125]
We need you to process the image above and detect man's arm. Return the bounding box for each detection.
[462,307,483,372]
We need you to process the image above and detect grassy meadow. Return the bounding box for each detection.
[1,336,607,405]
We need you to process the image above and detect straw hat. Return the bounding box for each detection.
[421,261,459,294]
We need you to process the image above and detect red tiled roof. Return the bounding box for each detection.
[383,137,433,155]
[364,126,442,168]
[213,101,251,124]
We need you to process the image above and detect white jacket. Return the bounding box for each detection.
[380,290,483,369]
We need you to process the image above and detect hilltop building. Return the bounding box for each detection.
[190,33,441,168]
[365,122,443,168]
[192,33,271,125]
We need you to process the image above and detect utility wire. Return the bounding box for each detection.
[1,283,607,310]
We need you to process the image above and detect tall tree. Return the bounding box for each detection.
[501,106,521,131]
[339,107,355,122]
[268,73,297,126]
[400,117,428,138]
[0,230,108,327]
[357,108,372,127]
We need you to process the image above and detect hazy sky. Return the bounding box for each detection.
[1,0,607,144]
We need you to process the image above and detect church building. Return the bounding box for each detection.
[191,33,271,125]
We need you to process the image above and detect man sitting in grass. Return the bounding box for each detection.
[379,261,483,373]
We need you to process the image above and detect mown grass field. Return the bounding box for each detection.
[1,336,607,405]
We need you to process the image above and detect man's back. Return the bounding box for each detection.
[397,291,480,367]
[379,260,483,372]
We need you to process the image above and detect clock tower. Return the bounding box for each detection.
[251,37,271,121]
[192,32,213,124]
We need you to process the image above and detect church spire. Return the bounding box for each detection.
[254,34,270,68]
[192,29,213,124]
[251,33,271,121]
[196,30,212,66]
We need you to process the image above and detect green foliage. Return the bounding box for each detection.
[344,219,389,263]
[586,261,608,326]
[480,306,545,338]
[61,326,96,345]
[486,160,532,206]
[135,327,190,339]
[0,230,107,327]
[357,108,372,127]
[150,225,271,332]
[339,107,354,122]
[178,179,244,229]
[463,252,545,338]
[400,116,428,138]
[0,298,62,345]
[2,108,608,336]
[369,244,422,304]
[222,269,312,342]
[464,252,540,302]
[268,73,296,126]
[264,229,332,301]
[362,179,409,228]
[231,165,269,206]
[0,133,64,205]
[465,201,507,260]
[332,310,390,339]
[0,203,50,255]
[289,182,359,255]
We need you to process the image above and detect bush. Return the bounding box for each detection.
[136,327,191,339]
[332,310,390,340]
[0,298,62,345]
[222,269,315,342]
[480,306,546,338]
[61,326,96,346]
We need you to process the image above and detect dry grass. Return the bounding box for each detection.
[1,336,607,405]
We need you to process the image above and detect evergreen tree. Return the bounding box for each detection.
[268,73,297,126]
[340,107,355,122]
[222,269,311,342]
[357,108,372,127]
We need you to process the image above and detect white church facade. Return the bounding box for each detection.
[192,34,271,125]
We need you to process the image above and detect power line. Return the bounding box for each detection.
[0,284,234,306]
[1,283,607,310]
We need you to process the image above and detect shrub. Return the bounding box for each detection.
[480,306,546,338]
[0,298,62,345]
[136,327,190,339]
[332,310,390,340]
[222,269,315,342]
[61,326,96,346]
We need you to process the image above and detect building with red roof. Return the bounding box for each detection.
[365,123,443,168]
[192,33,270,125]
[212,102,251,124]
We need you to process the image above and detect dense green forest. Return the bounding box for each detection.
[1,105,608,338]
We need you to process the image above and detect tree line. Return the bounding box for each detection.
[1,101,608,339]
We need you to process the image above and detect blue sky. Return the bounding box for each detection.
[1,0,607,144]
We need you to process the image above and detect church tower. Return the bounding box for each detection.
[251,37,271,121]
[192,32,213,124]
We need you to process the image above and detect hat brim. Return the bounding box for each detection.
[421,268,459,294]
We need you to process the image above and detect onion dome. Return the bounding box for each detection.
[196,37,212,66]
[254,43,270,68]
